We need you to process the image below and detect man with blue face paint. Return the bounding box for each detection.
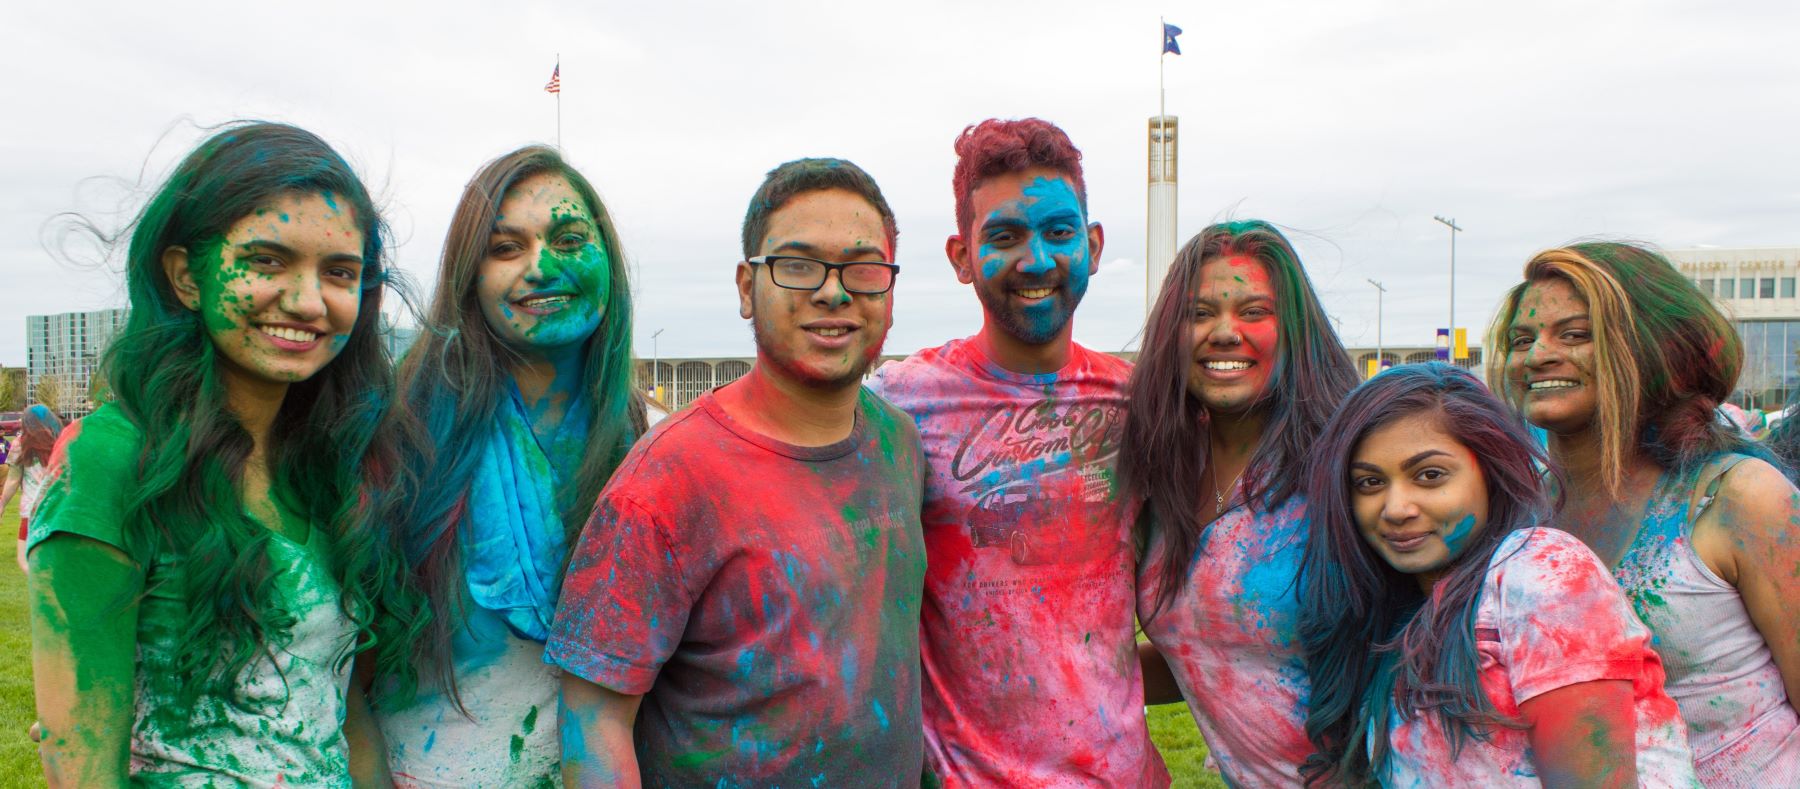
[869,119,1170,787]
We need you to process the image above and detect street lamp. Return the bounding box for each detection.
[1433,215,1464,338]
[650,328,665,398]
[1368,278,1387,377]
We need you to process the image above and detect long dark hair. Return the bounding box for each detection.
[1488,242,1769,498]
[1297,363,1550,785]
[93,121,420,704]
[389,145,643,698]
[1119,220,1358,615]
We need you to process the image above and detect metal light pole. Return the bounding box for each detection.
[1368,278,1387,377]
[1433,216,1463,336]
[650,328,665,398]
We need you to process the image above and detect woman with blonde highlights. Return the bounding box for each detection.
[1490,241,1800,785]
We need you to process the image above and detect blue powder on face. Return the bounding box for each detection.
[969,175,1092,343]
[1442,513,1478,556]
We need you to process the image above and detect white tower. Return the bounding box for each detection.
[1147,115,1179,310]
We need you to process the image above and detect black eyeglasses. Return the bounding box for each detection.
[747,255,900,295]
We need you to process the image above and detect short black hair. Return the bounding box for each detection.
[740,157,898,259]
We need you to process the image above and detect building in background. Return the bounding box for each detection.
[640,357,754,411]
[1345,345,1485,382]
[27,307,128,418]
[382,321,421,361]
[1672,246,1800,410]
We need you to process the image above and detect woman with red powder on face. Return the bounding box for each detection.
[1490,243,1800,786]
[1119,220,1358,786]
[1297,362,1697,787]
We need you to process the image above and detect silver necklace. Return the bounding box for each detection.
[1211,462,1247,514]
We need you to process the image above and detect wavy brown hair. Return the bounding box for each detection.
[1119,220,1358,616]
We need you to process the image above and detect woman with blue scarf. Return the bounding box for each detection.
[375,146,643,787]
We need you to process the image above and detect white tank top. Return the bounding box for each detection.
[1614,454,1800,787]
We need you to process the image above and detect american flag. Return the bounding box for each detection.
[544,64,560,94]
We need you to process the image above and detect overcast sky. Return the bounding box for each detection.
[3,0,1796,366]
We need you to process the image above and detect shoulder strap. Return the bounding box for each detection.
[1690,453,1754,523]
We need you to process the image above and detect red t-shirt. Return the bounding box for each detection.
[869,338,1169,788]
[546,389,928,787]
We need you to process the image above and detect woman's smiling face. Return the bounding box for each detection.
[1504,277,1599,436]
[476,172,611,356]
[1350,411,1491,589]
[1187,255,1279,414]
[173,190,365,387]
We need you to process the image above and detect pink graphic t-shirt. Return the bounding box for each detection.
[869,338,1169,788]
[545,389,928,787]
[1383,527,1698,787]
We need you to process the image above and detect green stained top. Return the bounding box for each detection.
[28,406,358,785]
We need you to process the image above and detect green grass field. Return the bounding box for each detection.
[0,487,1222,787]
[2,492,43,789]
[1150,701,1226,788]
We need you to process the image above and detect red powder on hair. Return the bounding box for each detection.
[952,118,1086,237]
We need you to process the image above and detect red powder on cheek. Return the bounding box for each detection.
[1239,321,1278,365]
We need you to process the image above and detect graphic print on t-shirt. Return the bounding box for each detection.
[951,393,1123,566]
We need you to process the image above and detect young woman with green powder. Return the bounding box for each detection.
[27,122,420,786]
[375,146,642,787]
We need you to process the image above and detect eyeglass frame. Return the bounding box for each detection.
[745,255,901,295]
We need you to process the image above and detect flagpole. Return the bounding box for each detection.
[556,53,562,151]
[1154,19,1166,318]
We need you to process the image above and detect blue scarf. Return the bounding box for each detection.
[464,385,590,642]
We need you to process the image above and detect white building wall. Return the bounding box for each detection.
[1670,247,1800,321]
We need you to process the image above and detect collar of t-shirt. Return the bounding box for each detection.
[955,336,1088,387]
[697,390,866,463]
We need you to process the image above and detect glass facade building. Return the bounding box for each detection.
[1734,319,1800,410]
[1672,247,1800,411]
[26,308,129,418]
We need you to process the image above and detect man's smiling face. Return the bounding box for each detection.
[952,167,1099,346]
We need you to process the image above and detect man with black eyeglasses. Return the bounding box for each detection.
[548,158,928,788]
